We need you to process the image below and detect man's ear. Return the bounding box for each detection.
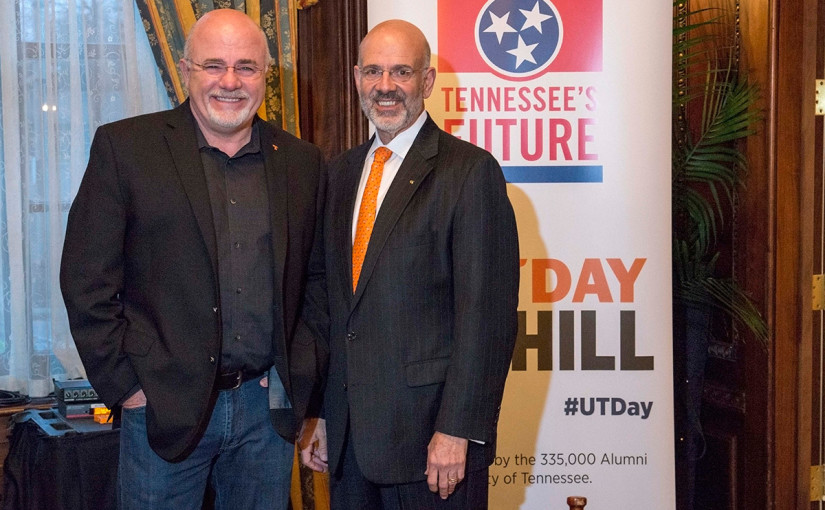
[422,67,437,99]
[353,66,363,95]
[178,59,190,87]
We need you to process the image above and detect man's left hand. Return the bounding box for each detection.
[298,418,328,473]
[425,431,468,499]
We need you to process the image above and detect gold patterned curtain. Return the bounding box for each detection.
[135,0,313,136]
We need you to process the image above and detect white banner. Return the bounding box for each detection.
[366,1,674,508]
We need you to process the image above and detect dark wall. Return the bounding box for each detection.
[297,0,369,160]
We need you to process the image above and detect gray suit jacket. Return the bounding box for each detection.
[318,115,519,484]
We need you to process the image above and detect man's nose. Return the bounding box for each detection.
[375,71,396,92]
[218,68,243,89]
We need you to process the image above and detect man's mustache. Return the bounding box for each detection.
[370,92,405,102]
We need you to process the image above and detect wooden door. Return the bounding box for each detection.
[692,0,818,508]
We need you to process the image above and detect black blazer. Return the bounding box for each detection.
[319,115,519,484]
[60,101,325,462]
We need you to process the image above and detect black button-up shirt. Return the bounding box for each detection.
[197,121,274,375]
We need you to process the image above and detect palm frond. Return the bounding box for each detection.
[672,1,768,346]
[675,46,760,246]
[673,241,767,343]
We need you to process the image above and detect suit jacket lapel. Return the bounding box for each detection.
[259,122,288,301]
[258,121,291,384]
[352,117,440,306]
[164,100,219,277]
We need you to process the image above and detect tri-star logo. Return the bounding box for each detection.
[475,0,562,78]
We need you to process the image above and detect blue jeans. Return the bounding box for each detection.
[118,376,294,510]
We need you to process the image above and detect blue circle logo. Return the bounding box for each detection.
[475,0,563,79]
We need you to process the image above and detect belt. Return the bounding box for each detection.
[215,370,262,391]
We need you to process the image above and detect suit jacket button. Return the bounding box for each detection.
[209,356,216,364]
[346,332,356,341]
[342,383,348,391]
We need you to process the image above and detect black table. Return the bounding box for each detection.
[1,409,118,510]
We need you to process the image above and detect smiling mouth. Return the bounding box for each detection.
[213,96,245,103]
[372,91,404,107]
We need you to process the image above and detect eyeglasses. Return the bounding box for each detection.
[186,59,266,79]
[359,66,424,83]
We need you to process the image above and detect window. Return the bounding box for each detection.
[0,0,170,396]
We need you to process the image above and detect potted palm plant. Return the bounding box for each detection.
[671,2,767,509]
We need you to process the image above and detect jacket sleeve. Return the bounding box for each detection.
[434,153,520,443]
[59,126,138,408]
[289,154,330,421]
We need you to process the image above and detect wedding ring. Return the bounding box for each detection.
[448,477,458,484]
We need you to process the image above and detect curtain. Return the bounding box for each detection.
[136,0,303,135]
[0,0,171,397]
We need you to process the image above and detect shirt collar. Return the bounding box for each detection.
[367,110,428,161]
[195,118,262,157]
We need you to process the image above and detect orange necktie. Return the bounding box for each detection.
[352,147,392,292]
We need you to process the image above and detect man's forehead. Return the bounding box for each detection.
[189,41,268,64]
[198,56,261,63]
[190,23,267,58]
[360,32,426,64]
[360,46,421,65]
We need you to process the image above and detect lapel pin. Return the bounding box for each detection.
[272,144,279,151]
[409,180,415,184]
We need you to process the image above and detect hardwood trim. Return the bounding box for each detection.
[772,0,817,507]
[0,402,53,418]
[733,0,817,506]
[737,0,774,507]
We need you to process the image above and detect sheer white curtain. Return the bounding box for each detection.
[0,0,170,397]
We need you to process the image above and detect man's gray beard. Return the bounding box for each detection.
[205,102,256,130]
[360,98,412,135]
[359,86,427,136]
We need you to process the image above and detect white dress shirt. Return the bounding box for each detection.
[351,111,429,243]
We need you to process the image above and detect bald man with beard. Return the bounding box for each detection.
[299,19,519,510]
[60,9,326,510]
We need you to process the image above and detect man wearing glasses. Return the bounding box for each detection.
[299,19,519,509]
[60,9,325,510]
